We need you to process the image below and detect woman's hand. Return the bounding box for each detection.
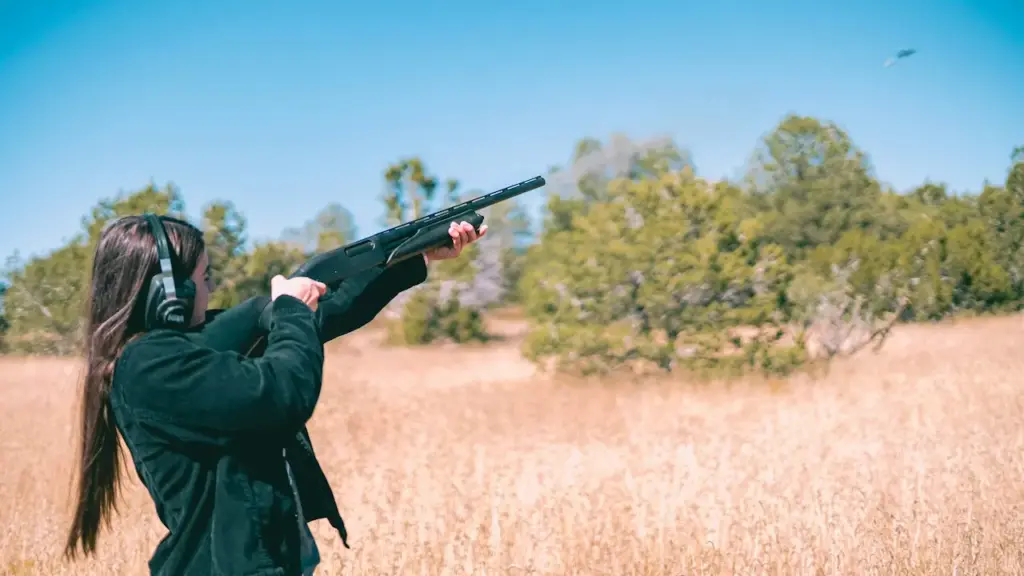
[271,275,327,311]
[423,221,488,263]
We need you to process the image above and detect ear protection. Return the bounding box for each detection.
[142,213,197,331]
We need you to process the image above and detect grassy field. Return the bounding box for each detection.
[2,316,1024,575]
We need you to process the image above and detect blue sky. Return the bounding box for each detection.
[1,0,1022,261]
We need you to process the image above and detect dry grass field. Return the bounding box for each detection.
[2,315,1024,575]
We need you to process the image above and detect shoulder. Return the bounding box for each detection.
[195,296,274,353]
[203,295,272,327]
[110,331,192,412]
[115,330,209,389]
[120,329,195,364]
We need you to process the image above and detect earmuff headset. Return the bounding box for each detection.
[142,213,197,331]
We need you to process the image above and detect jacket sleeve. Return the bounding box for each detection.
[114,295,324,443]
[317,256,428,342]
[197,256,429,355]
[195,295,272,355]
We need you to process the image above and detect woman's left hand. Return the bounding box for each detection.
[424,221,488,263]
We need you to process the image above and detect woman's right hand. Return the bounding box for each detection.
[271,275,327,312]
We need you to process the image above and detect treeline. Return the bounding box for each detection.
[1,114,1022,377]
[0,157,532,355]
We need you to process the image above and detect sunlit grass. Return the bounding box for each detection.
[2,315,1023,575]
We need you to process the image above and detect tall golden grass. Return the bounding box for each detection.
[2,316,1023,575]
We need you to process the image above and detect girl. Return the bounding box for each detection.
[63,214,483,575]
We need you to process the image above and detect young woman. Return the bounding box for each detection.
[63,213,484,575]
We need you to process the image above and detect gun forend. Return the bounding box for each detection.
[386,211,485,265]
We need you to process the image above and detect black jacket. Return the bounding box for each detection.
[110,258,427,575]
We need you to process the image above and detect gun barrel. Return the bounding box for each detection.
[381,175,545,242]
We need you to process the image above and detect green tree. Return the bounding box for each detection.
[479,198,533,303]
[910,181,949,207]
[281,203,358,254]
[205,201,360,309]
[788,229,910,359]
[542,134,691,237]
[745,115,884,255]
[895,217,952,320]
[2,183,184,355]
[233,241,308,302]
[0,281,8,351]
[1,247,91,354]
[382,157,458,224]
[944,218,1012,309]
[82,182,187,248]
[976,183,1024,296]
[380,157,489,344]
[1006,146,1024,204]
[523,164,798,376]
[202,201,249,308]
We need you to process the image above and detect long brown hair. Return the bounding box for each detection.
[64,214,205,558]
